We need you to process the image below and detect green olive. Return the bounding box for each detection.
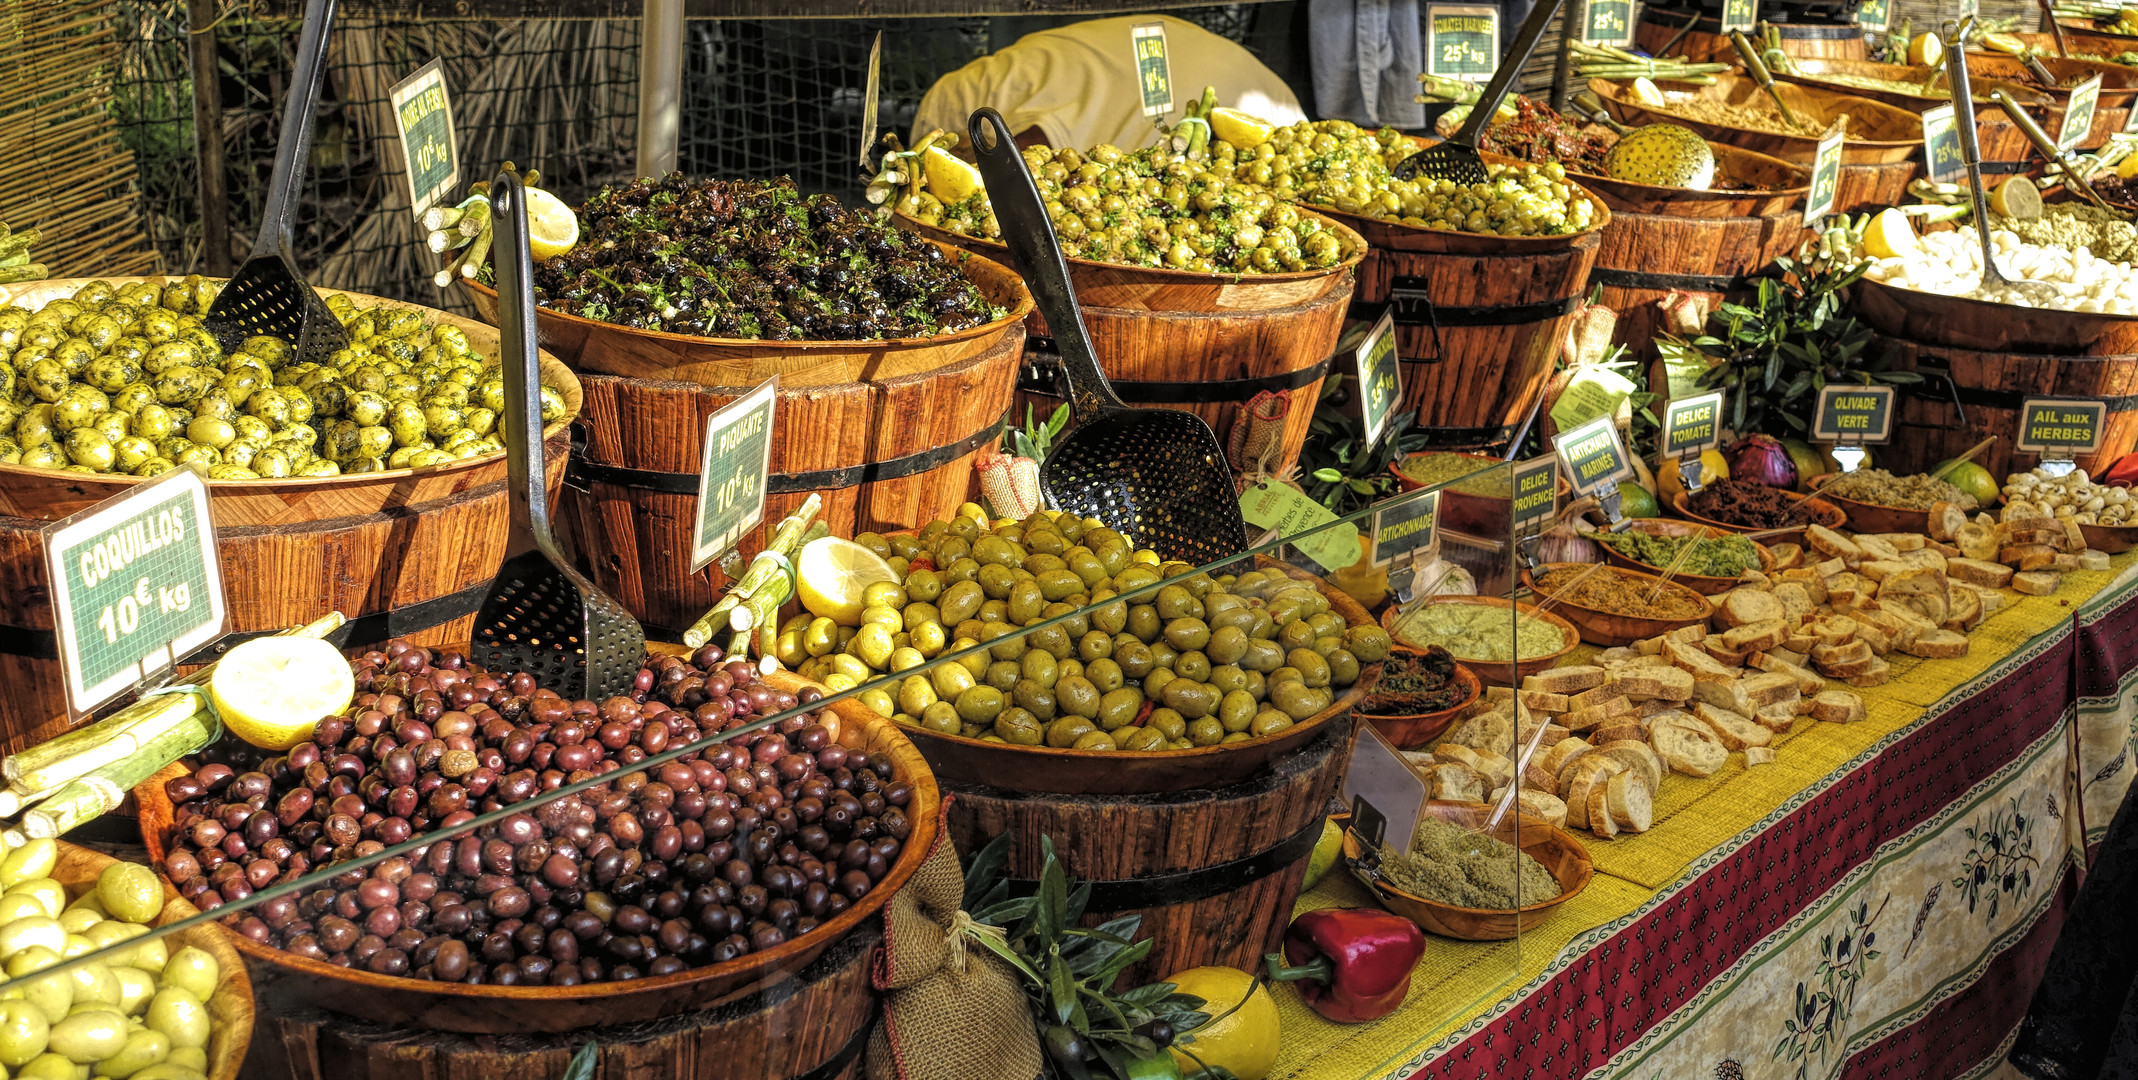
[1344,626,1393,662]
[994,708,1044,745]
[919,701,961,734]
[896,675,939,717]
[18,1052,77,1079]
[3,881,62,921]
[1187,716,1225,746]
[1012,678,1056,721]
[47,1008,126,1063]
[1120,725,1168,750]
[954,685,1005,724]
[0,842,56,889]
[1070,729,1116,750]
[108,968,154,1018]
[155,950,213,1007]
[929,659,976,700]
[0,999,49,1066]
[1045,716,1096,747]
[1096,687,1144,730]
[91,1027,167,1077]
[1162,680,1214,719]
[1205,625,1250,666]
[1288,648,1332,688]
[95,866,160,928]
[1163,617,1211,651]
[56,908,100,935]
[850,624,894,670]
[1056,676,1101,719]
[1173,650,1211,682]
[0,893,40,926]
[142,988,206,1050]
[1325,648,1361,686]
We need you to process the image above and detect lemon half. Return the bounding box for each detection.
[209,637,355,750]
[1991,174,2043,221]
[1632,76,1668,107]
[797,536,901,627]
[1907,31,1943,67]
[524,186,580,263]
[922,145,984,205]
[1209,106,1276,149]
[1863,206,1922,259]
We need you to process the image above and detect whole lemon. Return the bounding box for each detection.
[1164,967,1280,1080]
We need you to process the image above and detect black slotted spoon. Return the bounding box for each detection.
[200,0,349,365]
[1391,0,1568,184]
[968,108,1247,565]
[472,170,645,700]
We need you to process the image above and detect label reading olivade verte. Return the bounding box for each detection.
[691,376,779,572]
[1554,414,1634,495]
[44,468,227,718]
[388,58,459,219]
[1371,490,1439,569]
[2016,397,2107,456]
[1427,4,1501,82]
[1812,384,1895,443]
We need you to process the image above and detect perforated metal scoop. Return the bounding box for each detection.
[201,0,349,365]
[1949,40,2061,308]
[968,108,1247,565]
[472,171,645,700]
[1391,0,1567,185]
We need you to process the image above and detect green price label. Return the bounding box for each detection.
[691,377,778,572]
[1921,104,1965,184]
[2016,397,2107,455]
[1132,23,1173,118]
[1554,415,1634,493]
[1813,384,1895,443]
[1356,309,1403,448]
[1427,4,1501,82]
[1511,456,1559,534]
[1720,0,1758,34]
[2062,74,2103,154]
[1371,490,1439,569]
[1806,128,1845,222]
[389,59,459,219]
[44,469,226,718]
[1855,0,1890,31]
[1662,392,1725,458]
[1582,0,1634,46]
[1240,482,1362,573]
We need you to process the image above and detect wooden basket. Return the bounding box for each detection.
[1775,58,2056,112]
[1587,75,1923,165]
[134,668,939,1035]
[1338,803,1593,941]
[1576,141,1810,218]
[1636,8,1868,65]
[1379,594,1580,687]
[1670,489,1847,549]
[1854,277,2138,357]
[0,278,581,526]
[1597,518,1776,595]
[1521,562,1711,647]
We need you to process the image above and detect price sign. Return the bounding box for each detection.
[1812,384,1895,443]
[1806,127,1845,222]
[1240,482,1362,573]
[1855,0,1890,32]
[1921,104,1965,184]
[1720,0,1758,34]
[1428,4,1501,82]
[1341,724,1428,856]
[1511,455,1559,534]
[1662,391,1726,458]
[2016,397,2107,455]
[690,377,778,572]
[2062,73,2104,155]
[1356,309,1403,448]
[1132,22,1173,119]
[1370,490,1439,569]
[1582,0,1634,47]
[1554,414,1635,493]
[388,59,459,219]
[44,469,226,719]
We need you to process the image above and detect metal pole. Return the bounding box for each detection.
[1550,3,1575,110]
[188,0,230,275]
[636,0,684,178]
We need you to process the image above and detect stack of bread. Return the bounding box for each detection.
[1934,497,2112,597]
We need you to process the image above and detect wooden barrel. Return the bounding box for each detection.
[0,432,570,758]
[1636,8,1868,63]
[1835,160,1920,217]
[942,718,1350,988]
[565,327,1024,636]
[1876,335,2138,479]
[238,920,878,1080]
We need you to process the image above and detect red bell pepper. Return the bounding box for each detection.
[1263,908,1426,1023]
[2104,452,2138,489]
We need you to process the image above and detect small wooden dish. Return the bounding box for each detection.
[1670,489,1847,550]
[1806,474,1942,535]
[1587,75,1923,165]
[1379,594,1579,687]
[1355,651,1481,750]
[2081,522,2138,554]
[1575,141,1810,218]
[1521,562,1711,647]
[1338,803,1593,941]
[53,842,252,1079]
[1596,518,1774,595]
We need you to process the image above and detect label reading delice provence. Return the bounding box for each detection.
[1662,392,1725,458]
[1356,309,1403,448]
[1371,490,1439,569]
[389,59,458,219]
[1855,0,1890,32]
[44,469,226,718]
[1922,105,1965,185]
[2016,397,2107,455]
[1511,456,1559,534]
[1813,384,1895,443]
[1720,0,1758,34]
[1240,482,1362,573]
[1428,4,1500,82]
[1806,128,1845,222]
[691,377,778,572]
[1132,23,1173,118]
[1554,415,1634,494]
[2062,74,2103,155]
[1582,0,1634,46]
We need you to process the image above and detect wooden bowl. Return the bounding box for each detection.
[135,668,940,1034]
[2081,521,2138,554]
[0,278,582,525]
[1575,141,1810,218]
[1853,276,2138,357]
[1388,452,1536,537]
[1379,594,1580,687]
[1311,146,1612,256]
[1670,489,1847,549]
[895,558,1377,796]
[1587,75,1923,164]
[1806,474,1939,535]
[1968,52,2138,105]
[1596,517,1774,595]
[1355,651,1481,750]
[1521,562,1711,647]
[458,241,1033,387]
[54,841,251,1079]
[1776,57,2055,112]
[1338,803,1593,941]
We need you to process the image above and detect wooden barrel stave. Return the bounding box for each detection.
[1591,208,1805,362]
[941,720,1350,988]
[1879,335,2138,479]
[1636,9,1868,63]
[1834,161,1920,218]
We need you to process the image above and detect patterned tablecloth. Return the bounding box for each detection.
[1266,555,2138,1080]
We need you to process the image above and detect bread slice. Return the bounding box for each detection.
[1808,524,1863,562]
[1875,532,1927,553]
[1852,618,1894,656]
[1538,736,1593,777]
[1591,721,1647,746]
[1563,757,1626,830]
[1947,558,2015,588]
[1770,582,1814,626]
[1876,567,1953,627]
[1563,695,1633,732]
[1826,575,1871,611]
[2013,570,2063,596]
[1564,682,1623,711]
[1586,787,1619,839]
[1667,638,1742,682]
[1614,666,1693,702]
[1955,522,2001,561]
[1845,656,1892,688]
[2002,544,2062,571]
[1811,618,1860,647]
[1515,689,1570,715]
[1856,559,1911,583]
[1779,569,1830,606]
[1901,628,1970,660]
[1442,708,1516,757]
[1943,583,1984,631]
[1768,543,1804,570]
[1722,619,1789,653]
[1516,789,1568,828]
[1927,538,1963,559]
[1811,639,1876,678]
[1438,744,1516,788]
[1594,739,1663,794]
[1781,628,1821,654]
[1522,665,1608,694]
[1811,689,1866,723]
[1651,720,1728,778]
[1955,581,2007,616]
[1716,589,1784,629]
[1604,771,1654,833]
[1521,761,1559,795]
[1751,651,1827,696]
[1691,701,1774,750]
[1754,700,1803,732]
[1427,763,1486,802]
[2082,549,2113,571]
[1928,501,1967,541]
[1702,635,1752,667]
[1744,746,1777,767]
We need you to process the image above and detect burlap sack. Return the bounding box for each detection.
[867,801,1042,1080]
[1227,389,1292,478]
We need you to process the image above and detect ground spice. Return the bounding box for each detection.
[1687,478,1816,529]
[1647,97,1831,136]
[1531,563,1708,619]
[1360,646,1469,717]
[1378,819,1560,909]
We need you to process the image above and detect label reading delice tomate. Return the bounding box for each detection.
[1662,392,1725,458]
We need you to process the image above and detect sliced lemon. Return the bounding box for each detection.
[1209,106,1276,149]
[209,637,355,750]
[1980,32,2027,55]
[523,186,580,263]
[1862,206,1922,259]
[1991,174,2043,220]
[922,145,984,205]
[797,536,901,627]
[1632,76,1668,107]
[1907,31,1942,67]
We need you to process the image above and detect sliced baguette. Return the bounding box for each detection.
[1516,789,1568,828]
[1946,558,2015,589]
[1604,771,1654,833]
[1614,666,1694,702]
[2013,570,2063,596]
[1594,739,1663,794]
[1901,628,1970,660]
[1811,689,1866,723]
[1691,701,1775,749]
[1651,720,1728,778]
[1586,787,1619,839]
[1807,524,1863,562]
[1538,736,1594,778]
[1563,757,1626,830]
[1522,665,1608,694]
[1667,638,1742,682]
[1844,656,1892,688]
[1716,589,1784,629]
[1928,501,1967,541]
[1744,746,1777,767]
[1427,763,1486,802]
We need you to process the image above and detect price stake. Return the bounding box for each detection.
[1370,490,1439,569]
[1356,309,1403,448]
[1239,482,1362,573]
[2062,73,2104,155]
[1720,0,1758,34]
[1582,0,1634,47]
[858,32,883,168]
[1662,391,1725,459]
[1132,22,1173,119]
[1427,4,1501,82]
[389,59,459,219]
[1511,455,1559,535]
[1340,723,1428,857]
[44,468,227,719]
[1553,414,1635,494]
[691,377,778,572]
[1806,127,1845,223]
[1855,0,1890,32]
[1922,104,1965,185]
[1812,384,1895,443]
[2016,396,2107,456]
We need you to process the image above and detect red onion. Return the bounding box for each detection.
[1726,434,1798,490]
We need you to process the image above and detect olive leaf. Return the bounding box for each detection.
[561,1041,599,1080]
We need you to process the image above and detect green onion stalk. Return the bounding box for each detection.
[683,494,826,648]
